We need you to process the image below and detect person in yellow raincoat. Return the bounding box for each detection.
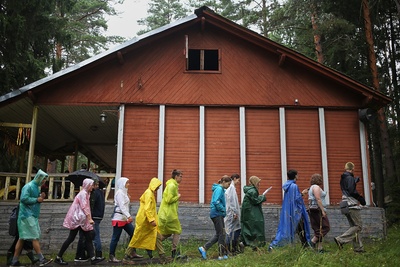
[158,169,183,258]
[123,177,166,264]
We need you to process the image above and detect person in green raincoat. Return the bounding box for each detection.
[123,177,166,264]
[10,169,53,267]
[240,176,268,250]
[158,169,183,258]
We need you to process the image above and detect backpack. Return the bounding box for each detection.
[8,205,19,236]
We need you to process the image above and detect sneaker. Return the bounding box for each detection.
[223,255,228,260]
[91,256,105,265]
[217,255,228,260]
[108,255,121,263]
[268,246,273,252]
[334,237,343,250]
[55,256,68,265]
[198,246,207,259]
[74,257,89,262]
[39,258,53,267]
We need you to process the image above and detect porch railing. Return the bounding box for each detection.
[0,172,116,202]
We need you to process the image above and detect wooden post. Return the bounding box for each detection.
[26,106,39,182]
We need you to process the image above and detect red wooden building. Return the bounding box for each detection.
[0,7,391,205]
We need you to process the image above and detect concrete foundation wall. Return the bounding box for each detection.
[0,202,386,255]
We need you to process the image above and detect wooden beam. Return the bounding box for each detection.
[0,122,32,128]
[201,17,206,32]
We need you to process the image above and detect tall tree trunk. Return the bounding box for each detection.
[311,0,324,63]
[362,0,396,207]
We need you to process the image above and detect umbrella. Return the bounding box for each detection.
[67,170,106,189]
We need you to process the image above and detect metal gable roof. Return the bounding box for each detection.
[0,6,391,172]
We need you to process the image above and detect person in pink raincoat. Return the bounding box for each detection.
[54,178,104,265]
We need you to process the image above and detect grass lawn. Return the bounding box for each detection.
[1,224,398,267]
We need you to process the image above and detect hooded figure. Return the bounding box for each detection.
[269,177,311,248]
[158,177,182,235]
[63,178,94,231]
[113,177,131,221]
[18,169,48,240]
[240,176,266,248]
[127,178,162,251]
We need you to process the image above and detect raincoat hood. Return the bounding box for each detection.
[33,169,48,186]
[282,179,296,192]
[116,177,129,193]
[149,177,162,192]
[82,178,94,192]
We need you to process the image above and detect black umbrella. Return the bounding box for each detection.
[67,170,106,189]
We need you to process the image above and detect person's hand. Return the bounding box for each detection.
[322,211,326,217]
[302,188,309,195]
[40,192,46,198]
[178,193,181,198]
[150,220,156,227]
[127,216,133,223]
[37,196,44,203]
[89,219,94,224]
[233,214,238,220]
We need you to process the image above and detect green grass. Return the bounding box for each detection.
[2,225,399,266]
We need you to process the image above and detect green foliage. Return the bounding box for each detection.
[137,0,189,35]
[2,225,400,266]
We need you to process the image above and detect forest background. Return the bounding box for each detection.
[1,0,399,224]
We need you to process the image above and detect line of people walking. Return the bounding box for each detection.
[198,161,366,260]
[8,162,366,266]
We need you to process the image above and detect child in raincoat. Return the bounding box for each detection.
[198,175,231,260]
[54,178,104,265]
[123,177,166,264]
[108,177,142,263]
[10,169,53,267]
[158,169,183,258]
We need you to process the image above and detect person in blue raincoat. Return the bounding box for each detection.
[10,169,53,267]
[269,169,311,250]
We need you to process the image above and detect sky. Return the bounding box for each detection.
[105,0,149,39]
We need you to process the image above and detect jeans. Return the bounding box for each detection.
[226,229,241,252]
[204,216,226,256]
[93,219,102,253]
[109,222,134,256]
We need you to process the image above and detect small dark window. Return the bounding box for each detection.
[187,49,219,71]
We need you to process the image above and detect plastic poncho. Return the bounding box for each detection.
[158,178,182,235]
[63,178,94,231]
[240,185,266,247]
[128,178,162,251]
[224,181,241,236]
[269,179,311,247]
[17,169,48,239]
[112,177,131,222]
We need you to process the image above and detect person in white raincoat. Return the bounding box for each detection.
[224,173,243,254]
[54,178,104,265]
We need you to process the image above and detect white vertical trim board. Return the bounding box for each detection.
[239,107,247,202]
[279,107,287,198]
[318,108,330,204]
[157,105,165,202]
[359,120,371,205]
[199,106,205,204]
[115,105,125,186]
